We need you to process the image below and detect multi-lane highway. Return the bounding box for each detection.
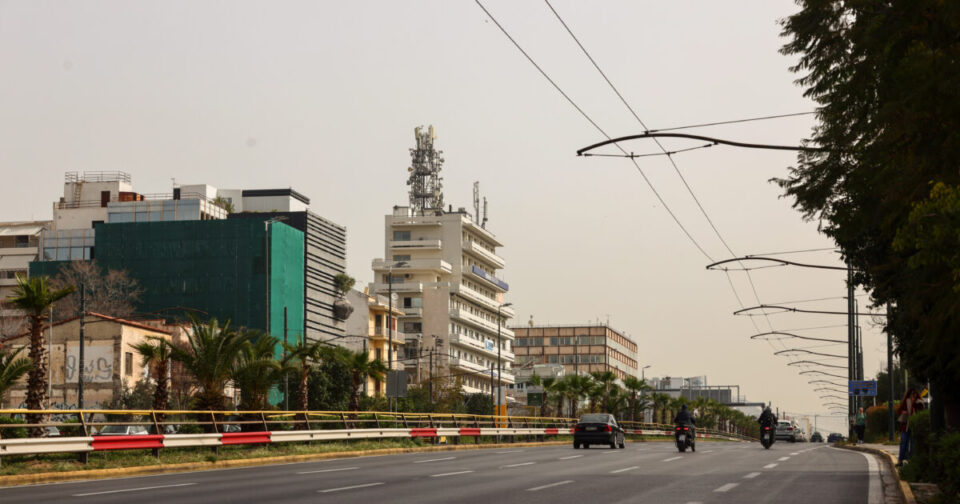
[0,441,883,504]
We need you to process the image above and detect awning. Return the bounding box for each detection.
[0,224,45,236]
[0,254,33,270]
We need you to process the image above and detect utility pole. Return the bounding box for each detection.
[78,286,85,409]
[574,333,579,375]
[429,349,434,403]
[283,307,289,411]
[887,303,895,442]
[847,267,855,440]
[490,363,495,416]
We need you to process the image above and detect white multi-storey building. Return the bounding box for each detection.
[371,206,514,394]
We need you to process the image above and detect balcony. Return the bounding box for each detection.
[389,239,442,250]
[452,284,515,317]
[372,258,452,274]
[468,265,509,292]
[450,308,515,339]
[449,333,515,361]
[371,282,424,294]
[402,307,422,317]
[448,357,491,375]
[465,240,506,269]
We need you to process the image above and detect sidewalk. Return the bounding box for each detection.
[862,442,900,459]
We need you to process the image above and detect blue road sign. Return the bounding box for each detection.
[849,380,877,397]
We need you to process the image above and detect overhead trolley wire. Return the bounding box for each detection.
[474,0,716,263]
[542,0,780,337]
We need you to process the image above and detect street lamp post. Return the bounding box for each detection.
[496,302,512,421]
[642,365,651,381]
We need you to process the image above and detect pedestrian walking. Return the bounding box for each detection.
[896,388,920,466]
[854,407,866,444]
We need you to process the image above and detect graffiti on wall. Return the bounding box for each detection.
[65,344,113,383]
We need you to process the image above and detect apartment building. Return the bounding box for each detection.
[0,221,52,336]
[342,289,406,396]
[511,324,639,381]
[371,126,513,395]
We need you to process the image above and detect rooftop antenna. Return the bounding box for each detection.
[473,181,480,224]
[482,197,488,228]
[406,125,444,215]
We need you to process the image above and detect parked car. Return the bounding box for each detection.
[573,413,625,449]
[827,432,845,443]
[97,425,150,436]
[775,420,800,442]
[43,426,61,437]
[810,432,823,443]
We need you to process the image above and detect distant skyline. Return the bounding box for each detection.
[0,1,880,433]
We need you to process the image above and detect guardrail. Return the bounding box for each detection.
[0,409,754,464]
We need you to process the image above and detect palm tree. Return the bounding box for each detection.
[551,378,568,417]
[7,274,73,436]
[621,377,649,422]
[232,334,285,411]
[590,370,617,412]
[346,349,387,411]
[131,337,173,411]
[668,396,687,424]
[0,346,33,407]
[562,374,594,418]
[287,339,334,411]
[169,316,253,411]
[651,392,670,425]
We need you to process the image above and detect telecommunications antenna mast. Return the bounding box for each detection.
[407,125,445,215]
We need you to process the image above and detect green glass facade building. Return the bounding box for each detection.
[31,219,305,345]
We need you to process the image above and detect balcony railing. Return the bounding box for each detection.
[469,265,509,292]
[389,239,442,250]
[450,308,515,339]
[448,333,515,361]
[466,240,506,269]
[372,258,452,273]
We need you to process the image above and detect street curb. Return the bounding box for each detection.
[0,440,574,487]
[838,444,917,504]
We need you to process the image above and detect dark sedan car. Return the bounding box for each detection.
[810,432,823,443]
[827,433,845,443]
[573,413,625,449]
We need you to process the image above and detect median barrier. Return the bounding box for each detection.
[91,434,164,451]
[0,436,94,456]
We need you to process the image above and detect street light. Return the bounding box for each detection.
[387,260,408,410]
[774,348,847,359]
[496,302,513,419]
[641,365,651,381]
[788,360,848,369]
[800,369,849,379]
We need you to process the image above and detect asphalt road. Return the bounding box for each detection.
[0,441,882,504]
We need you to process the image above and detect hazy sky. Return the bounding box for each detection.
[0,1,880,433]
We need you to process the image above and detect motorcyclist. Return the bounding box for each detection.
[758,406,777,428]
[674,404,696,438]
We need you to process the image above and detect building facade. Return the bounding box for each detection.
[342,289,406,397]
[0,312,173,409]
[0,221,51,336]
[512,324,639,381]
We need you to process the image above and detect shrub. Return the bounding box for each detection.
[865,404,894,442]
[0,416,27,438]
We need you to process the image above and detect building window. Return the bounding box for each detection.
[393,255,411,261]
[125,352,133,376]
[393,230,411,241]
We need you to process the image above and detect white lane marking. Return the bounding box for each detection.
[503,462,535,468]
[495,450,524,454]
[778,456,790,461]
[791,452,800,455]
[714,483,739,492]
[663,456,683,462]
[527,480,574,491]
[702,450,714,453]
[764,463,778,469]
[685,502,704,504]
[559,455,583,460]
[74,483,196,497]
[860,451,882,504]
[601,451,618,455]
[611,466,639,473]
[430,470,474,478]
[743,472,761,479]
[414,456,456,464]
[298,467,359,474]
[318,482,384,493]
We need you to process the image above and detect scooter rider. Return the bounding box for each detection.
[674,404,696,437]
[758,406,777,428]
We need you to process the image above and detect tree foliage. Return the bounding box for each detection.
[777,0,960,425]
[0,346,32,407]
[50,260,141,320]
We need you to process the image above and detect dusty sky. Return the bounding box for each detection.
[0,1,882,434]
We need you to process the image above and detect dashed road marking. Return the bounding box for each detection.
[414,457,456,464]
[778,456,790,461]
[663,456,683,462]
[714,483,739,492]
[74,483,196,497]
[527,480,574,492]
[495,450,524,454]
[764,463,778,469]
[791,452,800,455]
[430,470,474,478]
[503,462,535,468]
[611,466,639,473]
[318,482,384,493]
[298,467,359,474]
[744,472,761,479]
[559,455,583,460]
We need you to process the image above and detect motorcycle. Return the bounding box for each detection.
[675,424,695,452]
[760,423,775,449]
